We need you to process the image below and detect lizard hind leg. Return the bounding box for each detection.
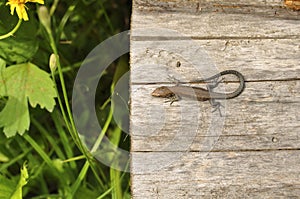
[209,99,224,117]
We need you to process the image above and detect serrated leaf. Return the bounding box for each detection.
[0,62,56,137]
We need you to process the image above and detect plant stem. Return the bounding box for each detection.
[0,19,22,40]
[42,7,105,194]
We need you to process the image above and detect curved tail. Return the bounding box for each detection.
[207,70,246,99]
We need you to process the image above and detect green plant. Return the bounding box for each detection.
[0,0,130,198]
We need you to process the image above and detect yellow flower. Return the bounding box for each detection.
[6,0,44,21]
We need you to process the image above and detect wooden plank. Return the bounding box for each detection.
[131,151,300,198]
[132,132,300,152]
[132,1,300,38]
[131,13,300,38]
[131,39,300,83]
[132,13,300,38]
[131,81,300,152]
[130,0,300,198]
[134,0,291,11]
[133,0,300,19]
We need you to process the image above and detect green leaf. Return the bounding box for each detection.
[0,38,39,64]
[0,63,57,137]
[0,163,29,199]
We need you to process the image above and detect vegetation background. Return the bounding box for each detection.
[0,0,131,198]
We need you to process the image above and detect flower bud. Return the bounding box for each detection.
[49,53,58,72]
[38,6,51,33]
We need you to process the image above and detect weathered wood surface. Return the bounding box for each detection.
[131,39,300,83]
[133,0,300,19]
[134,0,300,13]
[130,0,300,198]
[131,82,300,151]
[132,151,300,198]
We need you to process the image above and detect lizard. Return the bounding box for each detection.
[151,70,245,114]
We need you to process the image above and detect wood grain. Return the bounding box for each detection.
[130,0,300,198]
[131,8,300,38]
[132,151,300,198]
[131,39,300,83]
[131,81,300,152]
[134,0,300,19]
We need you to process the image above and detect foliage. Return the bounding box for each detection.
[0,0,130,198]
[0,62,56,137]
[0,163,29,199]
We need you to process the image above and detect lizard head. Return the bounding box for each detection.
[151,86,175,98]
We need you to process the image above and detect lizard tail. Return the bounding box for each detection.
[220,70,246,99]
